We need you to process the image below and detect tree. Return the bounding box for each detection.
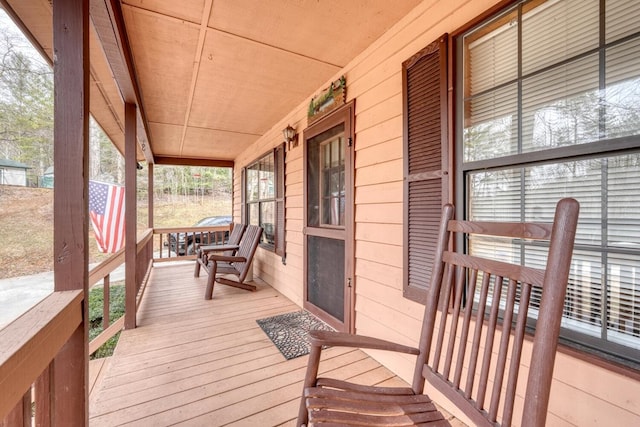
[89,118,124,184]
[0,15,53,186]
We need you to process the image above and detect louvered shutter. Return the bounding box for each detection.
[274,143,286,260]
[403,35,449,303]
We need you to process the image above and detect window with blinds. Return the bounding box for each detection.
[243,144,286,257]
[459,0,640,366]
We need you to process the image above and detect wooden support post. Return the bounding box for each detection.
[148,163,154,229]
[52,0,89,424]
[125,102,138,330]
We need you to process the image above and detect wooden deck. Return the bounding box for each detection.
[88,262,419,426]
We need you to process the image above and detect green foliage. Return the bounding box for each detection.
[152,165,232,204]
[88,283,125,359]
[0,31,54,184]
[0,13,127,187]
[89,118,125,184]
[161,165,231,193]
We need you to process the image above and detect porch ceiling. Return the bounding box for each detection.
[1,0,422,164]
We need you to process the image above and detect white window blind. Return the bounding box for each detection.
[521,0,599,75]
[468,155,640,356]
[463,84,518,162]
[606,0,640,42]
[461,0,640,365]
[466,13,518,96]
[605,37,640,139]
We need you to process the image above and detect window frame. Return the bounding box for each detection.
[455,0,640,368]
[318,136,346,228]
[242,144,285,257]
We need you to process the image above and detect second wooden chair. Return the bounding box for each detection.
[194,224,263,299]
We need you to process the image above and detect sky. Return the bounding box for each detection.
[0,7,50,68]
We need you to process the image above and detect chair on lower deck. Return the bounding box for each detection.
[297,198,580,427]
[194,224,263,299]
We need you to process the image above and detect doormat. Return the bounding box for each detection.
[256,310,333,360]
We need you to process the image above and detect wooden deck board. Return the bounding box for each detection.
[89,262,415,426]
[89,357,110,397]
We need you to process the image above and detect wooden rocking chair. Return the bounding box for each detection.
[298,198,579,427]
[195,224,263,299]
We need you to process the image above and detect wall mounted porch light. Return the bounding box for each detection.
[283,124,298,151]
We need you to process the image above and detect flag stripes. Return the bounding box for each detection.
[89,180,126,253]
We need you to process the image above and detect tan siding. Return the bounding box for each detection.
[549,353,640,422]
[355,258,402,290]
[285,184,304,204]
[284,231,303,248]
[356,297,422,346]
[285,147,304,165]
[284,218,304,235]
[285,193,303,209]
[353,72,402,116]
[554,353,640,415]
[231,0,640,425]
[354,276,425,323]
[285,166,304,185]
[356,240,402,267]
[355,93,402,133]
[355,115,403,148]
[355,202,403,224]
[356,222,403,246]
[355,137,403,168]
[356,181,403,204]
[548,378,640,426]
[356,158,403,186]
[285,210,303,231]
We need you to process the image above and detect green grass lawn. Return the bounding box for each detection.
[89,283,125,359]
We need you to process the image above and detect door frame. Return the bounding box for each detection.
[302,100,355,333]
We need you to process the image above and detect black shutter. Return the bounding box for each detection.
[403,35,449,303]
[274,143,286,261]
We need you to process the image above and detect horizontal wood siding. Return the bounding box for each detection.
[231,0,640,425]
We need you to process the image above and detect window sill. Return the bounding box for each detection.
[258,242,275,252]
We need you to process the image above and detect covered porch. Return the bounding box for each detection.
[87,262,459,426]
[1,0,639,425]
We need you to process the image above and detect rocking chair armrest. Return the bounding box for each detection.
[207,254,247,263]
[308,330,420,355]
[199,244,240,254]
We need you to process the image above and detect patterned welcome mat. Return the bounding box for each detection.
[256,310,333,360]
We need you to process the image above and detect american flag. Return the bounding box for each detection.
[89,180,126,253]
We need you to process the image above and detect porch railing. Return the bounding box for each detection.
[0,223,231,424]
[0,230,154,425]
[0,289,83,426]
[153,224,232,261]
[87,229,154,355]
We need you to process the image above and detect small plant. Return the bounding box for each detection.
[88,283,125,359]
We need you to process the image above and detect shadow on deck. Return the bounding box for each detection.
[88,262,416,426]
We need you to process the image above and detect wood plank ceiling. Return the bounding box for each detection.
[1,0,422,164]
